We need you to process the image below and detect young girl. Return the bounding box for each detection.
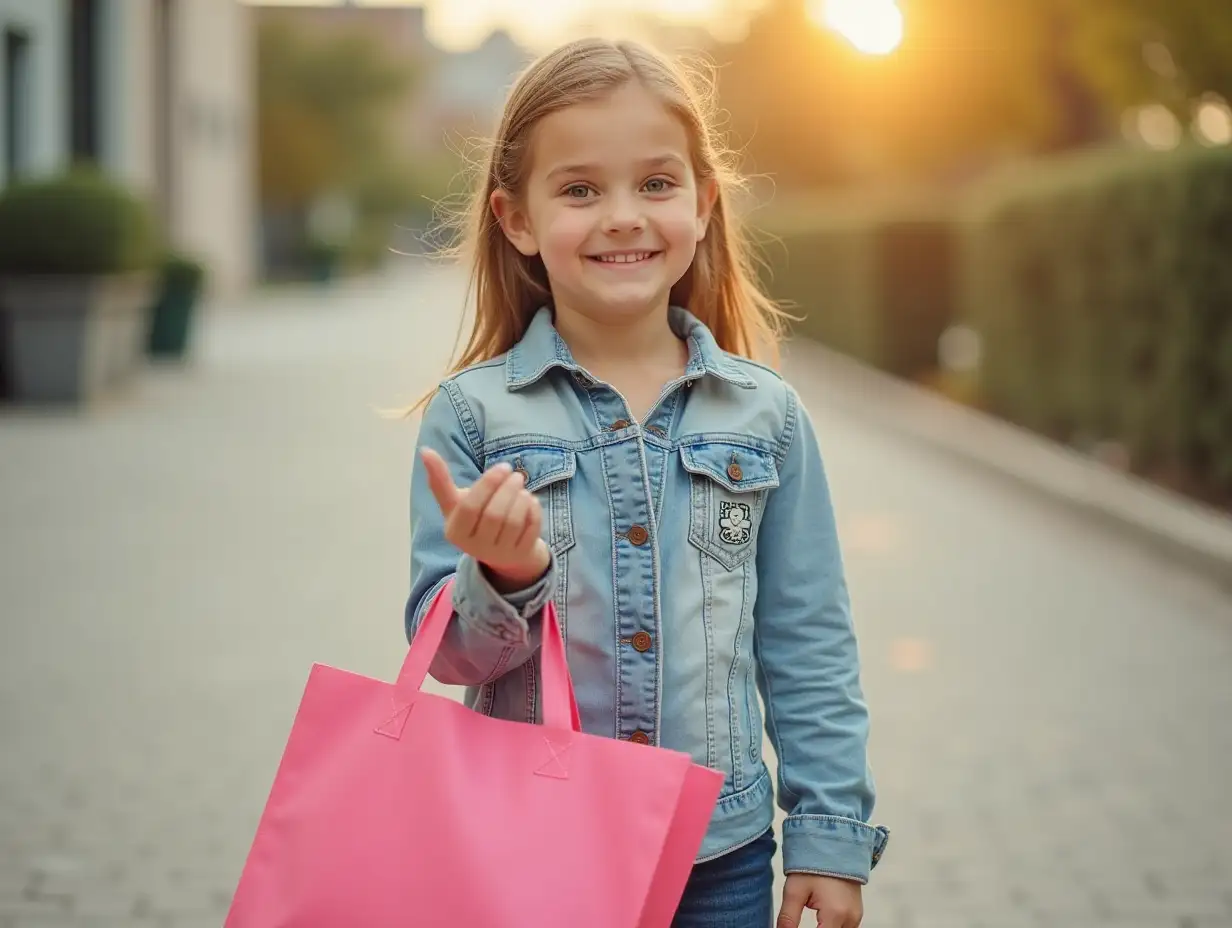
[407,37,888,928]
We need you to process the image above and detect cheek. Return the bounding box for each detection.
[537,206,592,259]
[657,201,704,248]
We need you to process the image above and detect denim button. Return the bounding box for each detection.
[631,631,653,652]
[629,731,650,745]
[627,525,649,546]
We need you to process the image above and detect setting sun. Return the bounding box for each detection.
[809,0,904,55]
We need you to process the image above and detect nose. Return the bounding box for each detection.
[602,190,645,235]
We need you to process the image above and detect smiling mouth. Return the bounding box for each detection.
[587,251,661,265]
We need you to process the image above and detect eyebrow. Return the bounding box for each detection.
[544,154,688,181]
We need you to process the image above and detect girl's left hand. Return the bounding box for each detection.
[777,874,863,927]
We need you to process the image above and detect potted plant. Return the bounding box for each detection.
[146,252,207,359]
[0,168,157,404]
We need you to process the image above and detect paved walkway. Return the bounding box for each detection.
[1,260,1230,927]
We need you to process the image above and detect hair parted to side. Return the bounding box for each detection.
[409,37,788,414]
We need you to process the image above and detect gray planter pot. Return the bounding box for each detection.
[0,273,153,404]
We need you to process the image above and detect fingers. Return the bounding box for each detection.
[450,462,514,538]
[476,468,527,546]
[420,448,462,516]
[776,890,807,928]
[504,490,542,550]
[513,494,543,549]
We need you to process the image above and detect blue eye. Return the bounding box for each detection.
[644,177,676,193]
[565,184,592,199]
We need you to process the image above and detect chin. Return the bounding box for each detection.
[583,288,672,319]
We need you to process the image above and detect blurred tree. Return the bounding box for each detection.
[713,0,1085,187]
[711,0,854,187]
[258,21,416,208]
[257,20,423,270]
[713,0,1232,188]
[1066,0,1232,113]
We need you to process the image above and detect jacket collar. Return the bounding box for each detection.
[505,305,757,391]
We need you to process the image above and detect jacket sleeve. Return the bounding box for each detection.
[405,382,557,687]
[753,385,890,882]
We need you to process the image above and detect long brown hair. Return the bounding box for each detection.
[410,38,787,413]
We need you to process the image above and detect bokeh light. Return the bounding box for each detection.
[809,0,904,56]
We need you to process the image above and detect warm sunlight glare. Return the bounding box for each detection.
[810,0,904,55]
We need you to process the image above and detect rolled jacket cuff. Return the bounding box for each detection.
[781,815,890,884]
[452,551,557,646]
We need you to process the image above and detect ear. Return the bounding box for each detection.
[695,177,719,242]
[490,188,539,256]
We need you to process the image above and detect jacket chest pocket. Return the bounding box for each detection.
[680,442,780,571]
[485,446,578,555]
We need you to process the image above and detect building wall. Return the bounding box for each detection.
[165,0,255,295]
[0,0,255,296]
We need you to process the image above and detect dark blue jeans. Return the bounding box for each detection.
[672,828,776,928]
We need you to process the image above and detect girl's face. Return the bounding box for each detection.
[493,82,717,327]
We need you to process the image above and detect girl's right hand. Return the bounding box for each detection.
[420,447,552,592]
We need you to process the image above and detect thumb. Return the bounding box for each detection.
[420,448,461,516]
[776,883,808,928]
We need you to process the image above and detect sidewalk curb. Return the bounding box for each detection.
[786,338,1232,591]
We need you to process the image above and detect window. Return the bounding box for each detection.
[4,26,31,182]
[69,0,100,162]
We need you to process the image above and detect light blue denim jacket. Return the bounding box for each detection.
[406,305,889,882]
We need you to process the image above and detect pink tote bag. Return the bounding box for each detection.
[225,580,724,927]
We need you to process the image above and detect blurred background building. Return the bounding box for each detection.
[0,0,254,295]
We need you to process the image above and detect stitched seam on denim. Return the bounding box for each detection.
[652,444,669,529]
[743,564,759,762]
[440,380,484,467]
[483,428,779,457]
[727,536,748,791]
[754,614,797,811]
[700,537,716,771]
[716,768,771,809]
[479,645,516,686]
[692,825,775,865]
[677,433,779,455]
[783,868,868,884]
[785,814,880,836]
[556,548,569,647]
[583,387,622,740]
[550,477,575,553]
[508,356,582,389]
[631,431,664,746]
[411,573,454,635]
[727,353,786,381]
[783,831,870,849]
[776,387,800,467]
[524,656,537,724]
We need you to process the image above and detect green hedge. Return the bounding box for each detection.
[0,167,157,275]
[962,146,1232,496]
[753,192,957,381]
[753,146,1232,503]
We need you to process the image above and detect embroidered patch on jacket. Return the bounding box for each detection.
[718,500,752,545]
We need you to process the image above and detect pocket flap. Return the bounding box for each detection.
[486,446,576,492]
[680,441,780,493]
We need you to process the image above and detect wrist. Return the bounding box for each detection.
[482,540,551,593]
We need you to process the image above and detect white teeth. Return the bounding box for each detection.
[596,252,652,263]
